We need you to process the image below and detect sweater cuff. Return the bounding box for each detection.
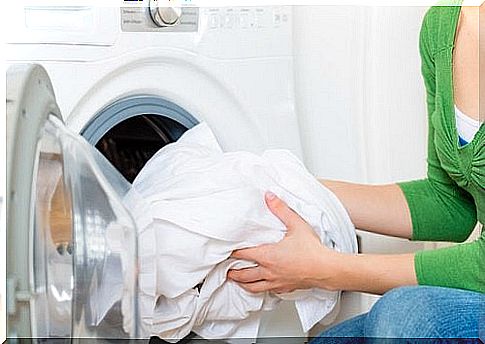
[397,181,423,241]
[414,250,430,286]
[414,241,484,293]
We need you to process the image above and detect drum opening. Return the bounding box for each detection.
[95,114,185,182]
[81,95,198,182]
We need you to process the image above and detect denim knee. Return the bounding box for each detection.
[364,285,482,339]
[364,286,441,338]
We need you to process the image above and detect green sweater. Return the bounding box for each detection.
[398,6,484,293]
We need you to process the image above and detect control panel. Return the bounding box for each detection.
[121,6,289,33]
[121,7,199,32]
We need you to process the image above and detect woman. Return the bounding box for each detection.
[227,3,484,339]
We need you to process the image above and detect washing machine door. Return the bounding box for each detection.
[6,64,139,340]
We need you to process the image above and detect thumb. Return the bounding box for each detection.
[265,192,303,231]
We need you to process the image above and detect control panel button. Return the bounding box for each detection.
[209,13,219,28]
[223,13,235,28]
[255,11,265,28]
[240,13,249,28]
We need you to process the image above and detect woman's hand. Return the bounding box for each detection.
[227,192,342,294]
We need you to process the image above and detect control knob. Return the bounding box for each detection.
[149,1,182,27]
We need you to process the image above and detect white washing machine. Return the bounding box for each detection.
[6,3,309,342]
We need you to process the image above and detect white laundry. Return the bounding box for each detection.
[122,122,357,341]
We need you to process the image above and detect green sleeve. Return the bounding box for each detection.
[415,232,485,293]
[398,12,477,243]
[398,10,483,293]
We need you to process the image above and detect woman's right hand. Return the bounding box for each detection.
[228,192,344,294]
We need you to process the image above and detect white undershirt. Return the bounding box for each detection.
[455,105,480,145]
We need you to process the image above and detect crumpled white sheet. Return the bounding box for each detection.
[122,122,357,341]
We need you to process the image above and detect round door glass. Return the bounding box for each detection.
[32,116,73,337]
[32,116,139,339]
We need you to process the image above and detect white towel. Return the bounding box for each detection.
[122,122,357,341]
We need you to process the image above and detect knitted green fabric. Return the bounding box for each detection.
[398,6,484,293]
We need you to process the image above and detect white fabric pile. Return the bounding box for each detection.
[122,123,357,341]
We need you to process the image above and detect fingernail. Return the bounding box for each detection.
[266,191,276,200]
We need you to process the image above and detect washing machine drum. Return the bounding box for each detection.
[6,64,141,339]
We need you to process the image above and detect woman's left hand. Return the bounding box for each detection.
[227,192,341,294]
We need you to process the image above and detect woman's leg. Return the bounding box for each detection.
[310,313,367,344]
[364,286,482,338]
[314,286,483,340]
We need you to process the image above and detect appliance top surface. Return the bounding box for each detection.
[6,5,293,61]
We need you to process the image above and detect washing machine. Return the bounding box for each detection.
[6,3,309,341]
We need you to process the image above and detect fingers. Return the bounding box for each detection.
[231,244,270,263]
[227,266,265,283]
[237,280,273,294]
[265,192,303,230]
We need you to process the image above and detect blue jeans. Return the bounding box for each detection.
[311,286,484,343]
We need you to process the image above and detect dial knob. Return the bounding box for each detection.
[149,1,182,27]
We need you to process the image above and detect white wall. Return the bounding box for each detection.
[294,6,428,184]
[294,6,369,183]
[1,8,6,341]
[359,6,428,184]
[1,31,6,344]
